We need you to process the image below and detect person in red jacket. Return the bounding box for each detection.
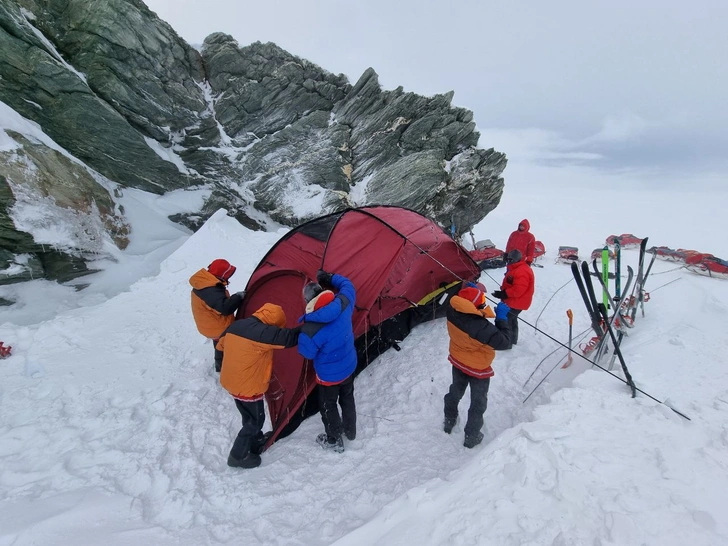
[491,249,535,345]
[505,219,536,266]
[189,259,244,372]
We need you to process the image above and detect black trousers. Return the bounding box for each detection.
[230,399,265,459]
[443,366,491,437]
[318,374,356,441]
[507,309,522,345]
[213,338,223,371]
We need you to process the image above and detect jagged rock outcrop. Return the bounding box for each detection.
[0,0,507,287]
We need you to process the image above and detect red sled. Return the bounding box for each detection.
[470,246,506,270]
[556,246,579,265]
[606,234,644,249]
[649,246,689,262]
[533,240,546,261]
[0,341,11,359]
[686,256,728,280]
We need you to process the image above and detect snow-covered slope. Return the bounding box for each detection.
[1,178,728,545]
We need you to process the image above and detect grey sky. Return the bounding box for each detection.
[143,0,728,174]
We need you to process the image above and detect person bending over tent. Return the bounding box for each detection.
[505,219,536,266]
[491,249,535,345]
[216,304,300,469]
[444,283,512,449]
[189,259,244,372]
[299,270,357,454]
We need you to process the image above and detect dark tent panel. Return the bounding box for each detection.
[237,206,481,446]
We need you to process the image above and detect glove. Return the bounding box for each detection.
[317,269,333,287]
[491,290,507,300]
[495,301,511,321]
[526,258,533,266]
[234,290,246,299]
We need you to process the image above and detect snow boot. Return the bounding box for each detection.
[344,427,356,441]
[316,433,344,453]
[251,431,273,455]
[463,432,484,449]
[443,417,457,434]
[227,452,261,469]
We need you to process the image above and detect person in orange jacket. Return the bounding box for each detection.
[492,249,535,345]
[189,259,244,372]
[505,219,536,266]
[217,303,300,469]
[444,283,512,449]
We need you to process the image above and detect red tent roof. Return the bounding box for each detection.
[239,206,481,446]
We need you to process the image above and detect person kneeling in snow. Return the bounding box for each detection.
[298,270,357,454]
[189,259,245,372]
[217,304,300,469]
[444,283,512,448]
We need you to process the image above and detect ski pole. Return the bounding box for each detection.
[562,309,574,368]
[485,294,691,420]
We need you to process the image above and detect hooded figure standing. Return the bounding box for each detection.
[298,270,357,453]
[444,283,512,448]
[505,219,536,266]
[492,249,535,345]
[217,304,300,468]
[189,259,244,372]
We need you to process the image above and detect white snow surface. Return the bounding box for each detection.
[2,176,728,545]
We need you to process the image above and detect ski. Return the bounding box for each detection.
[589,261,634,363]
[601,246,610,309]
[591,260,633,330]
[604,265,635,369]
[614,236,622,301]
[638,252,658,317]
[624,237,648,321]
[570,262,602,337]
[596,302,637,397]
[570,262,604,356]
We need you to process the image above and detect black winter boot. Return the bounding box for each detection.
[443,417,457,434]
[250,431,273,455]
[227,452,261,468]
[316,433,345,453]
[463,432,484,449]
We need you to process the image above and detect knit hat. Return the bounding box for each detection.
[458,282,487,308]
[506,249,522,264]
[208,259,236,281]
[305,290,335,314]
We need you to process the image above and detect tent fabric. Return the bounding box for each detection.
[238,206,481,447]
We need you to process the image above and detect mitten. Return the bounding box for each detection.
[495,301,511,321]
[317,269,333,286]
[491,290,507,300]
[234,290,246,299]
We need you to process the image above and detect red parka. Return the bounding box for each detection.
[501,260,535,311]
[505,219,536,265]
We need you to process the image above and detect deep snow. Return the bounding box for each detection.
[2,170,728,545]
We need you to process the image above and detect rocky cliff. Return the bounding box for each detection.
[0,0,507,286]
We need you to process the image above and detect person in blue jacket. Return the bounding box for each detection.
[298,270,357,453]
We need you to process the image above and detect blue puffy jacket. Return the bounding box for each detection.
[298,274,357,383]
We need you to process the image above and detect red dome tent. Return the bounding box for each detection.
[238,206,481,447]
